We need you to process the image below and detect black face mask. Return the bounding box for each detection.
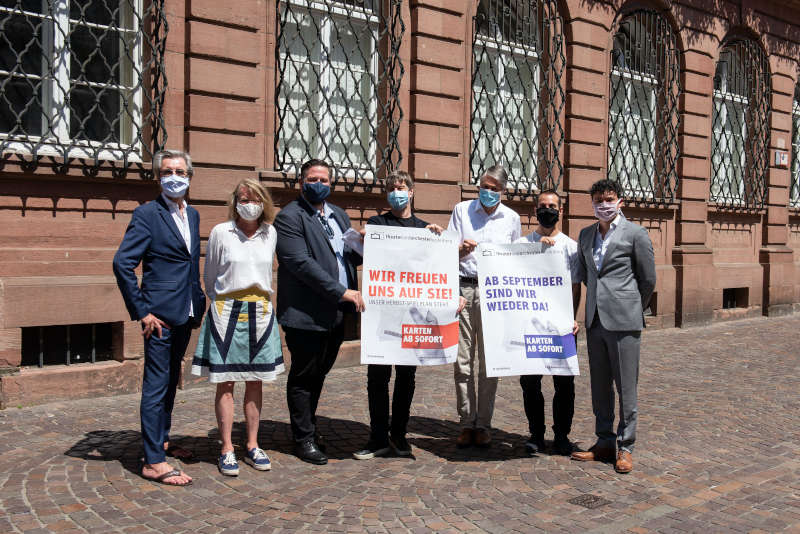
[536,206,559,228]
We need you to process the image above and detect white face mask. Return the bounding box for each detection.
[160,174,190,197]
[236,202,263,221]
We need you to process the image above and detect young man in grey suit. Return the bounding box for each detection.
[571,179,656,473]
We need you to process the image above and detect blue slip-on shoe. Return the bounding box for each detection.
[218,451,239,476]
[244,447,272,471]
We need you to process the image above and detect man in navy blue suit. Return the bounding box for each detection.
[113,149,205,486]
[274,159,365,465]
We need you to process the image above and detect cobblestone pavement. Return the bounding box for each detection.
[1,315,799,533]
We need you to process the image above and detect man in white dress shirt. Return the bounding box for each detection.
[447,165,521,448]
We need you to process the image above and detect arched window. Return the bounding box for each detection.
[607,9,680,201]
[470,0,565,193]
[276,0,404,184]
[710,38,771,207]
[791,81,800,208]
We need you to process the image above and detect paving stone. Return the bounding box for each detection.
[0,315,799,532]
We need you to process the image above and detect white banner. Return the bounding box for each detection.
[361,225,460,366]
[476,242,579,377]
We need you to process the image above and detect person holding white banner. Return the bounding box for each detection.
[515,190,581,457]
[570,179,656,474]
[448,165,521,448]
[353,171,449,460]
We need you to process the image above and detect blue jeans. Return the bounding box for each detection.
[140,322,192,464]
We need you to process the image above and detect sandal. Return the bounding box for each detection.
[165,445,194,460]
[143,469,192,487]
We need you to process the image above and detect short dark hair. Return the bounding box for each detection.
[537,189,561,208]
[589,179,623,199]
[384,170,414,193]
[300,159,331,181]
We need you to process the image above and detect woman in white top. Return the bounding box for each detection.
[192,179,284,476]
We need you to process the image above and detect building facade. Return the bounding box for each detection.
[0,0,798,407]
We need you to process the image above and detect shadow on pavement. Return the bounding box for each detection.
[406,415,529,462]
[64,429,145,477]
[199,415,374,462]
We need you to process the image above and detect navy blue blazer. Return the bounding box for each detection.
[112,195,206,327]
[274,196,361,331]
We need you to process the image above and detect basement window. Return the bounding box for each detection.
[722,287,748,309]
[21,322,119,368]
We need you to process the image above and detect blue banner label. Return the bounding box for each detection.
[524,334,577,359]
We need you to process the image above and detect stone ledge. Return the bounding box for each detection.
[0,275,128,328]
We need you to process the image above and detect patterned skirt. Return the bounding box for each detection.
[192,290,284,383]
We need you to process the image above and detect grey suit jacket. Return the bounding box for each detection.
[577,216,656,331]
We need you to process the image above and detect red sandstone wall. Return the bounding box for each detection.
[1,0,799,407]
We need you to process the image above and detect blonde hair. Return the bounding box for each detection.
[227,179,276,225]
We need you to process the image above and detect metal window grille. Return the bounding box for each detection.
[710,39,771,208]
[275,0,404,187]
[791,83,800,208]
[607,9,680,202]
[0,0,168,168]
[470,0,565,193]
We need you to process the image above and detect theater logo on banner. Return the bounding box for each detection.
[361,225,460,366]
[476,242,579,377]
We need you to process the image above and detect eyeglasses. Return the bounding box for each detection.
[159,169,190,178]
[317,213,334,238]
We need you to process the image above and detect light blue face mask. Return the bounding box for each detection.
[479,188,500,208]
[387,190,409,210]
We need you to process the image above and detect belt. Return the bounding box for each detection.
[459,276,479,285]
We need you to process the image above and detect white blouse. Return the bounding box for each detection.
[204,220,277,300]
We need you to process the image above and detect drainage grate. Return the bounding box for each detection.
[568,494,612,509]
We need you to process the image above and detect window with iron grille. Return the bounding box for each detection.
[470,0,565,194]
[21,322,119,367]
[710,39,770,208]
[607,9,680,202]
[0,0,168,166]
[791,83,800,208]
[275,0,404,186]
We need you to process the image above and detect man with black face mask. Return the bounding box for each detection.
[515,190,581,456]
[274,158,365,465]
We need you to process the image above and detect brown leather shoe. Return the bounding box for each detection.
[570,443,615,462]
[474,428,491,448]
[456,428,474,448]
[615,450,633,473]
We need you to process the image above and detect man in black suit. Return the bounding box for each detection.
[274,158,365,464]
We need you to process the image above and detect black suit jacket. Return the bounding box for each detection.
[274,196,361,331]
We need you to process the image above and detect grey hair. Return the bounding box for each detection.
[481,165,508,189]
[153,149,194,176]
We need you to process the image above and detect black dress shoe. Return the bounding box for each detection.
[295,440,328,465]
[315,432,327,453]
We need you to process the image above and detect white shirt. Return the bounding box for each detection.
[592,213,622,271]
[319,202,349,290]
[448,199,521,278]
[162,193,193,316]
[516,230,582,284]
[203,220,277,300]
